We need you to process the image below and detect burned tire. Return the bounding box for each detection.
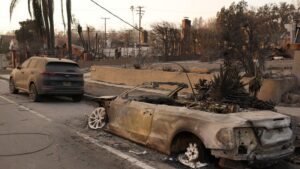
[171,133,212,168]
[29,83,41,102]
[9,78,19,94]
[88,107,107,129]
[72,94,83,102]
[177,142,208,168]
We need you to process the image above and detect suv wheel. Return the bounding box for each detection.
[29,83,41,102]
[72,94,83,102]
[9,78,19,94]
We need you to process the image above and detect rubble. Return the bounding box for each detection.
[129,150,148,155]
[281,88,300,106]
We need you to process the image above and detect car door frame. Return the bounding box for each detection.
[107,97,155,144]
[15,59,31,90]
[23,58,39,91]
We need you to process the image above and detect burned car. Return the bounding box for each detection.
[88,82,294,167]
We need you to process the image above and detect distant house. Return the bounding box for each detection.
[100,46,152,59]
[0,35,15,44]
[0,35,15,53]
[0,54,9,69]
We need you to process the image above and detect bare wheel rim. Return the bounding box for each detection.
[88,107,106,129]
[178,143,207,168]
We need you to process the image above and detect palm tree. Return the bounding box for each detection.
[48,0,55,49]
[66,0,72,58]
[10,0,64,54]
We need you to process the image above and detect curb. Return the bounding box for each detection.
[0,76,9,82]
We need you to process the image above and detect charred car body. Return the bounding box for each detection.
[88,82,294,166]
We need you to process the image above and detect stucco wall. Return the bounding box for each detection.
[257,77,297,103]
[90,66,213,88]
[293,51,300,85]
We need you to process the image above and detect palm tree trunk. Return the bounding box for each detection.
[61,0,66,30]
[48,0,55,50]
[42,0,51,50]
[66,0,72,59]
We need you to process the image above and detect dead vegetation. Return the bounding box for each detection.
[194,66,275,113]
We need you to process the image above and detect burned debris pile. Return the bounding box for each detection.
[194,66,275,113]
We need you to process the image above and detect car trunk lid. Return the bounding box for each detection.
[42,62,83,87]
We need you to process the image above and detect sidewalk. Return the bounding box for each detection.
[0,74,9,81]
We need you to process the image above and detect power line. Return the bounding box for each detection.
[90,0,139,31]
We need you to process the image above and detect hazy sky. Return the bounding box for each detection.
[0,0,293,33]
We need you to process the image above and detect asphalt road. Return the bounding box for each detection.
[1,78,300,169]
[0,79,169,169]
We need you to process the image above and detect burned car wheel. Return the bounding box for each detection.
[88,107,107,129]
[177,143,208,168]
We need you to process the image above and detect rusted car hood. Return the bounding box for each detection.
[165,106,290,128]
[151,105,291,149]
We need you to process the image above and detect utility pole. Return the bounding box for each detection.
[130,6,135,26]
[87,26,91,51]
[101,17,110,48]
[136,6,145,62]
[66,0,72,59]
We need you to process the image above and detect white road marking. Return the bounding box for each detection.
[0,95,52,122]
[76,131,156,169]
[0,94,157,169]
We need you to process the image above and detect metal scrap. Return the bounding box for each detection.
[129,150,147,155]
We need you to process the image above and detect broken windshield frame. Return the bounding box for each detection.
[119,82,188,99]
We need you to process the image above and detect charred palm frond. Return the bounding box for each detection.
[249,76,262,98]
[194,79,211,100]
[223,97,275,110]
[209,66,247,102]
[194,65,275,112]
[250,99,275,110]
[191,101,240,114]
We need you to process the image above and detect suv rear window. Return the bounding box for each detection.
[46,62,80,73]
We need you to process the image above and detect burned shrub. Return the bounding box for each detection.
[209,66,246,102]
[194,79,211,100]
[194,66,275,112]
